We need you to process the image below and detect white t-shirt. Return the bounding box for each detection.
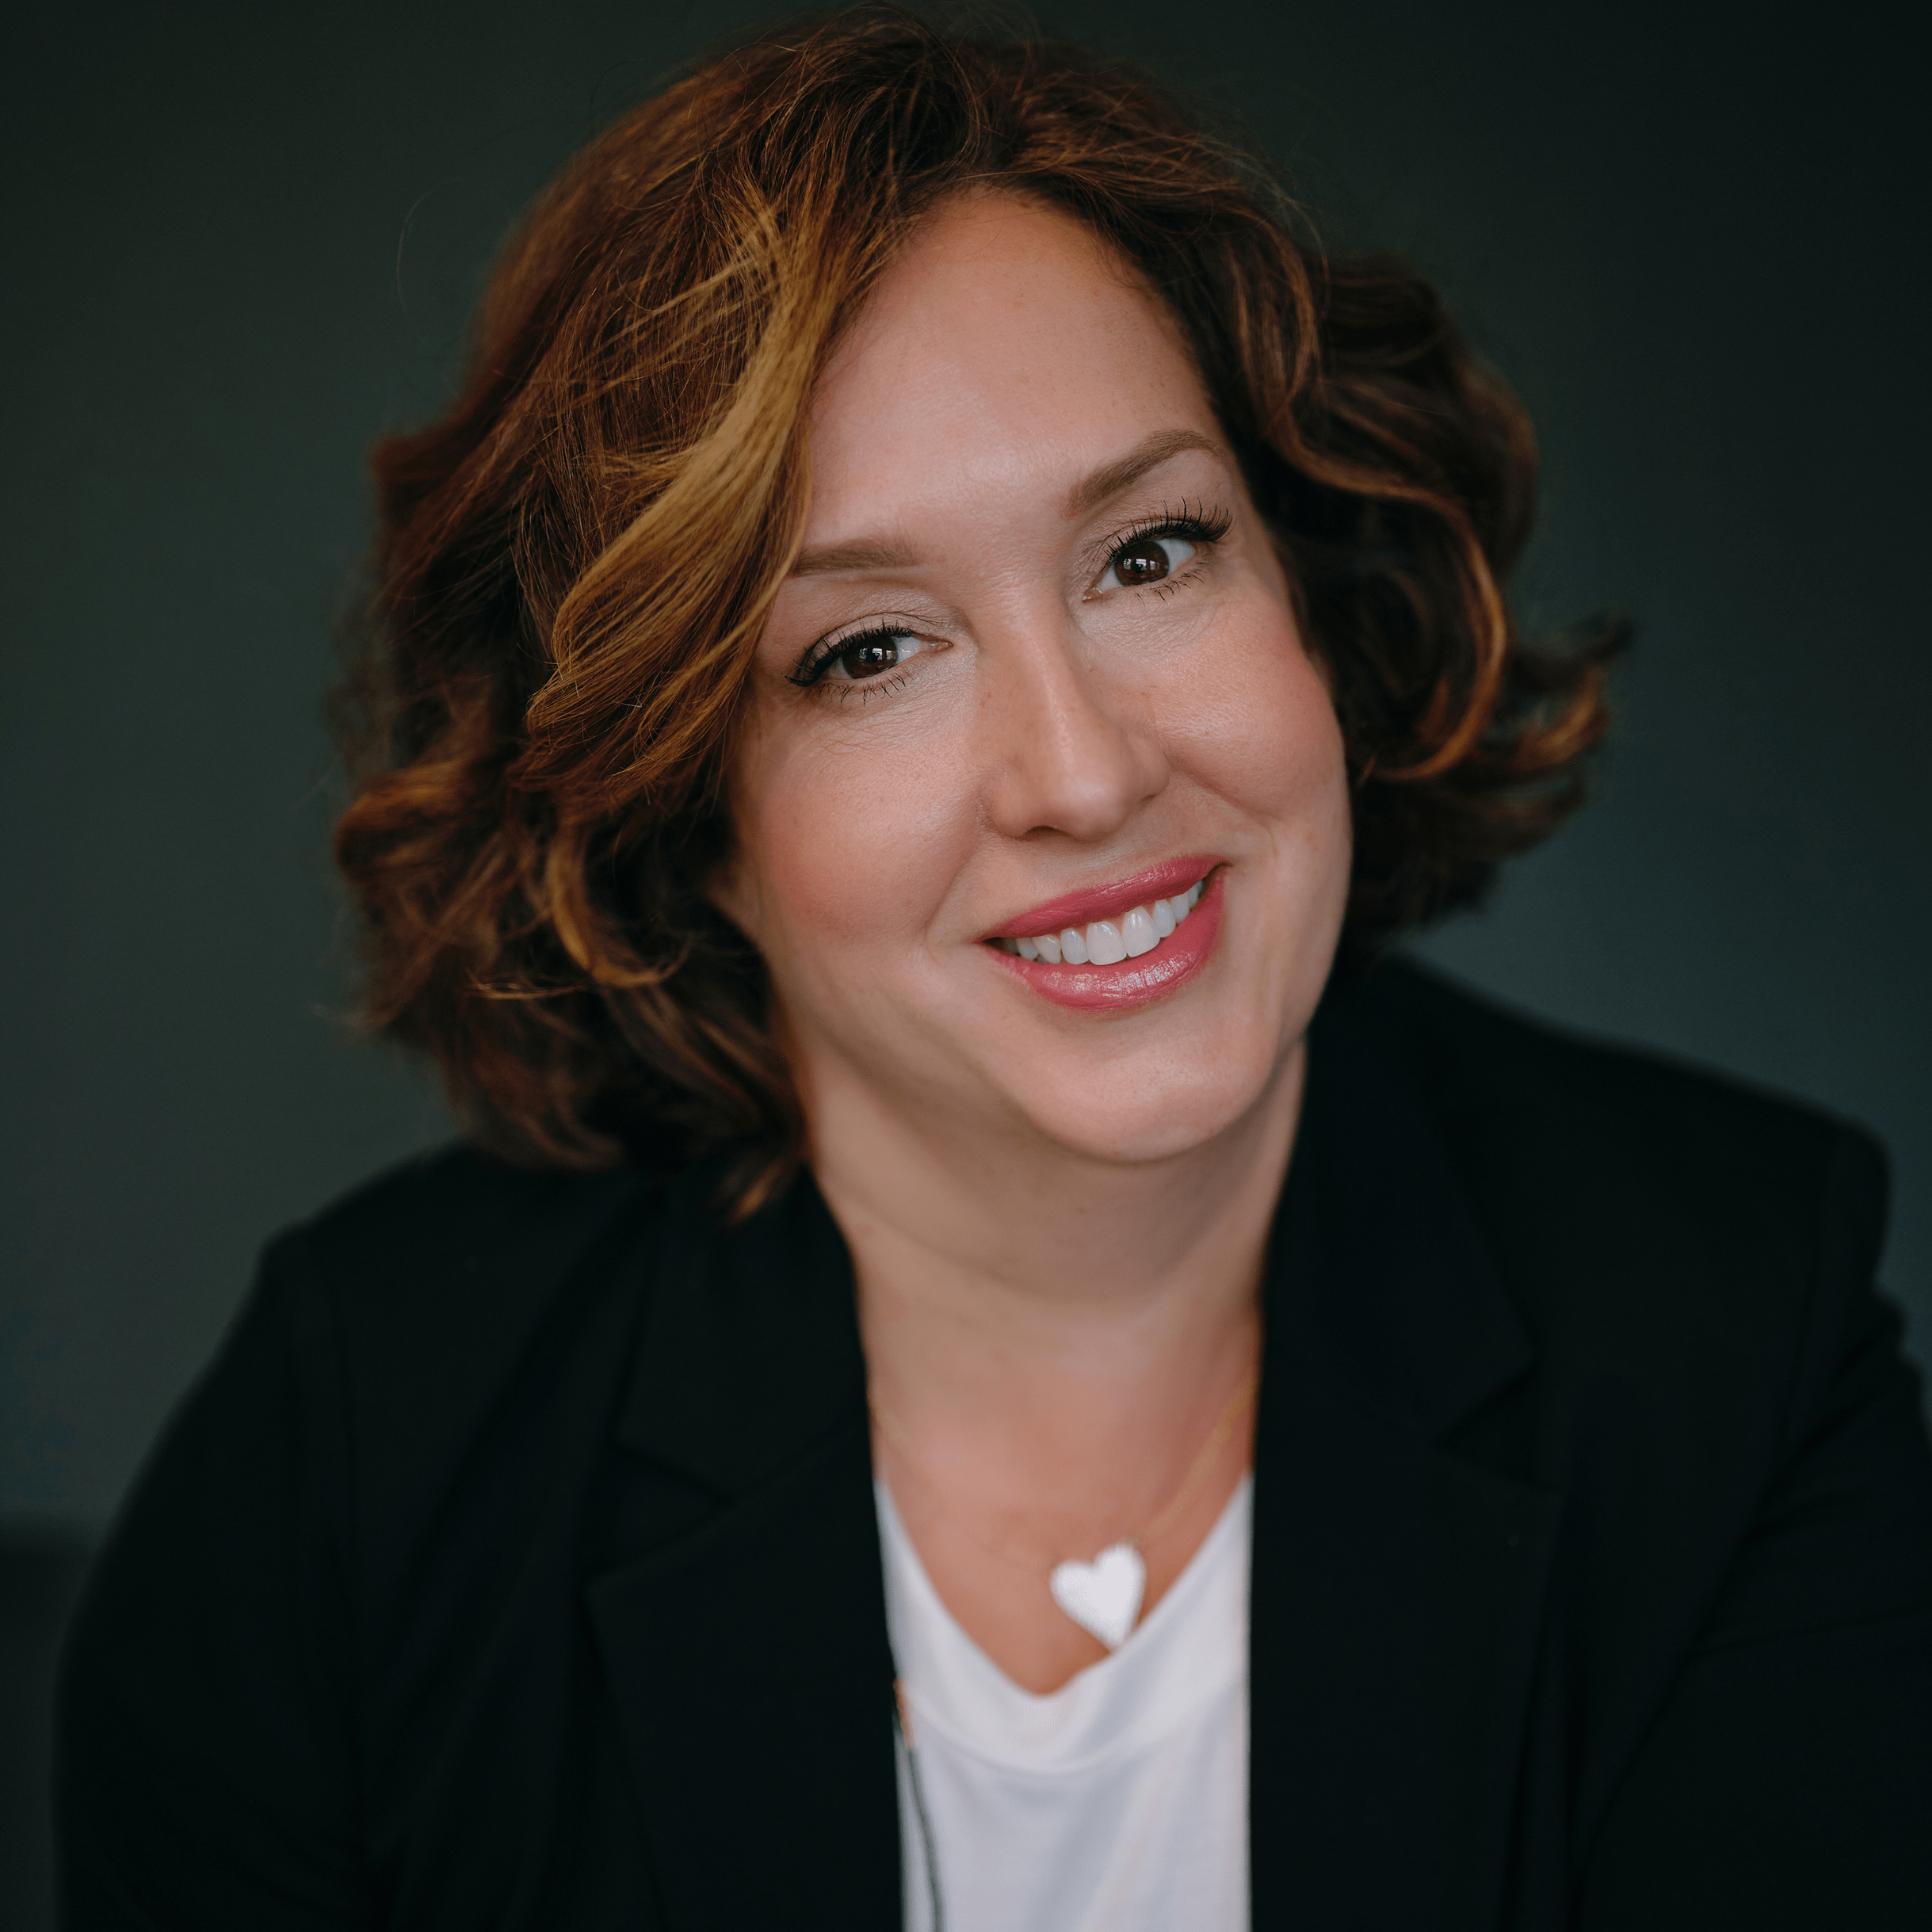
[876,1475,1252,1932]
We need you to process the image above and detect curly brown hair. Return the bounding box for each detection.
[334,7,1617,1208]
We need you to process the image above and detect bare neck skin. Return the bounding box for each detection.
[813,1033,1304,1693]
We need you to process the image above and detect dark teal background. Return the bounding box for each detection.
[2,6,1926,1922]
[5,0,1926,1529]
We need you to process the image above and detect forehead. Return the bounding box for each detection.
[804,193,1218,530]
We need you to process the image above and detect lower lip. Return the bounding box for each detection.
[984,871,1225,1012]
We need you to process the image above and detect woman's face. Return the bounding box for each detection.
[723,193,1351,1167]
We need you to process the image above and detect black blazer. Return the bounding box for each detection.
[58,963,1932,1930]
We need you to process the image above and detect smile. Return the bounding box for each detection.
[990,876,1207,966]
[983,868,1224,1012]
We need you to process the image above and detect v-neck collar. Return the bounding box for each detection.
[586,969,1560,1930]
[875,1471,1254,1773]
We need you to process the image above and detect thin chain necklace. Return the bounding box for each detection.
[870,1365,1258,1651]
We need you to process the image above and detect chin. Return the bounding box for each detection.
[997,1037,1296,1167]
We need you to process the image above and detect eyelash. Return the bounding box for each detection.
[788,502,1235,697]
[1097,502,1232,599]
[788,628,922,699]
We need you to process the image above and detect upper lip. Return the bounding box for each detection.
[981,857,1220,941]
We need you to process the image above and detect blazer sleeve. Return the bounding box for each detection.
[56,1231,376,1930]
[1578,1125,1932,1930]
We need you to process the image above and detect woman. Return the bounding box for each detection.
[57,11,1932,1929]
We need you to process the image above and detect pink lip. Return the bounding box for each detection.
[981,855,1221,942]
[984,868,1225,1012]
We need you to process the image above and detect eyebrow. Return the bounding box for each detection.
[788,537,922,578]
[787,427,1224,579]
[1066,427,1222,519]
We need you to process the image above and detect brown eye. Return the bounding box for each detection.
[1099,530,1197,593]
[1113,539,1173,585]
[836,636,903,677]
[808,628,928,685]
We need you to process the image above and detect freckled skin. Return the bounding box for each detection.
[724,195,1352,1165]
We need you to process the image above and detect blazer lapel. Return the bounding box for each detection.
[1249,997,1564,1931]
[583,977,1561,1932]
[586,1174,900,1932]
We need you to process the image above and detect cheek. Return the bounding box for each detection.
[728,708,976,962]
[1170,605,1348,835]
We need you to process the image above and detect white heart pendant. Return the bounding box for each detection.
[1048,1541,1146,1650]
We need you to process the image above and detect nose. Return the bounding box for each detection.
[979,614,1170,843]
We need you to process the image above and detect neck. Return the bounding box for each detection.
[808,1037,1305,1464]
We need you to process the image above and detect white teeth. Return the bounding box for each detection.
[1001,876,1208,967]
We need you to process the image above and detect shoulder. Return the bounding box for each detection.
[285,1140,658,1288]
[234,1147,673,1567]
[1344,955,1887,1224]
[1334,960,1892,1413]
[252,1144,665,1392]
